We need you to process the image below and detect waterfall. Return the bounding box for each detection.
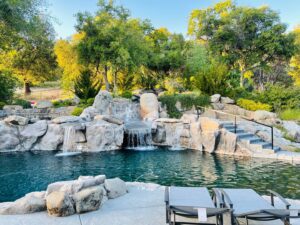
[63,126,76,152]
[166,123,185,150]
[125,121,156,151]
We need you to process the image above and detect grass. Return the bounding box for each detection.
[279,109,300,121]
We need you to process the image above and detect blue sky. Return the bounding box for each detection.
[48,0,300,39]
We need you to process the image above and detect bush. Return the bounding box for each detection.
[0,102,5,110]
[120,91,132,99]
[86,98,95,106]
[71,107,84,116]
[237,98,272,111]
[0,70,17,103]
[159,93,210,118]
[256,85,300,111]
[52,99,73,108]
[13,99,32,109]
[279,109,300,121]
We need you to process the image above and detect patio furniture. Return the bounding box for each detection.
[216,188,300,225]
[165,186,230,225]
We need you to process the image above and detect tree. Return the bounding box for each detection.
[188,0,296,87]
[76,0,150,93]
[12,16,57,94]
[0,70,17,103]
[289,26,300,86]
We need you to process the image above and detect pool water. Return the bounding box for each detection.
[0,148,299,202]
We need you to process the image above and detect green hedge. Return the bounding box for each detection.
[237,98,272,111]
[159,93,210,118]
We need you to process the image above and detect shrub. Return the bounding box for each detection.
[237,98,272,111]
[0,102,5,110]
[71,107,84,116]
[86,98,95,106]
[120,91,132,99]
[0,70,17,103]
[159,93,210,118]
[256,85,300,111]
[13,99,32,109]
[52,99,73,108]
[279,109,300,121]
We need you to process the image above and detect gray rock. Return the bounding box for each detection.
[52,116,82,124]
[4,115,29,126]
[221,97,235,104]
[283,121,300,143]
[34,123,64,150]
[3,105,23,111]
[73,186,103,213]
[21,120,48,137]
[46,191,75,217]
[180,114,198,123]
[80,106,98,121]
[94,115,124,125]
[93,90,113,115]
[211,103,225,110]
[104,178,127,199]
[152,124,166,143]
[0,121,20,151]
[36,100,53,109]
[210,94,221,103]
[215,129,237,154]
[254,110,277,121]
[140,93,159,120]
[0,191,46,215]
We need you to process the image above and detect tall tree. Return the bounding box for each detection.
[289,26,300,86]
[188,0,296,87]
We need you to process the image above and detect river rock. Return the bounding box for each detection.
[221,97,235,104]
[4,115,29,126]
[0,191,46,215]
[253,110,277,121]
[86,121,124,151]
[94,115,124,125]
[34,123,64,150]
[36,100,53,109]
[46,191,75,217]
[52,116,82,124]
[140,93,159,120]
[93,90,113,115]
[210,94,221,103]
[104,178,127,199]
[73,186,103,213]
[0,121,20,151]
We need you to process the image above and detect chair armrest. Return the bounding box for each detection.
[268,190,291,209]
[220,189,233,209]
[212,188,224,208]
[165,186,169,204]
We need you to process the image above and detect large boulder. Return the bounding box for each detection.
[3,105,23,111]
[152,124,166,143]
[0,121,20,151]
[46,191,75,217]
[73,186,103,213]
[52,116,82,124]
[4,115,29,126]
[34,123,64,150]
[140,93,159,120]
[201,131,220,153]
[86,121,124,151]
[0,191,46,215]
[253,110,277,121]
[20,120,48,150]
[35,100,53,109]
[80,106,98,121]
[94,115,124,125]
[104,178,127,199]
[215,129,237,154]
[199,117,222,132]
[93,91,113,115]
[189,121,203,150]
[180,114,198,123]
[221,97,235,104]
[283,121,300,143]
[210,94,221,103]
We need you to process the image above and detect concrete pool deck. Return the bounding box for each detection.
[0,182,299,225]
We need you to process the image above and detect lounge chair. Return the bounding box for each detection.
[215,188,300,225]
[165,186,230,225]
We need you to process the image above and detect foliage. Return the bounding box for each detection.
[289,26,300,86]
[0,70,17,102]
[256,85,300,111]
[71,107,84,116]
[13,99,31,108]
[188,0,296,87]
[237,98,272,111]
[159,93,210,118]
[120,91,132,99]
[279,109,300,121]
[86,98,95,106]
[0,102,5,110]
[74,69,102,100]
[52,99,74,108]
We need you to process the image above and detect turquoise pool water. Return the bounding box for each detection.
[0,148,299,202]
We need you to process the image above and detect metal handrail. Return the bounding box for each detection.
[196,107,274,150]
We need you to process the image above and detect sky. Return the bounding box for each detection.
[48,0,300,39]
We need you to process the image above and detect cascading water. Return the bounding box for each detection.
[165,123,185,150]
[124,121,156,151]
[55,126,81,157]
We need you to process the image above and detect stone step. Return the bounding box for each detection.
[227,128,244,133]
[237,133,254,139]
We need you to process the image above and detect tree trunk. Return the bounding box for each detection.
[103,65,110,91]
[24,82,31,95]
